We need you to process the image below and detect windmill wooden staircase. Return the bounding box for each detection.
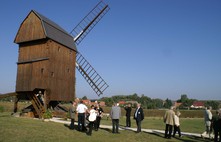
[28,93,45,118]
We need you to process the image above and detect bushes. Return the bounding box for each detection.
[43,109,53,119]
[0,106,4,112]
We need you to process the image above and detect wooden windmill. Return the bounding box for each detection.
[13,1,110,118]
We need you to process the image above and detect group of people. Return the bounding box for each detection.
[108,103,144,134]
[202,106,221,142]
[69,100,145,136]
[69,99,103,136]
[164,106,221,141]
[69,99,221,141]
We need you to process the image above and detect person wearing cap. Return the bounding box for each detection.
[164,106,175,139]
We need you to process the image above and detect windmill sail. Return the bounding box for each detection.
[76,52,109,96]
[70,0,110,45]
[71,1,110,97]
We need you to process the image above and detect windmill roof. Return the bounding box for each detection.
[16,10,77,51]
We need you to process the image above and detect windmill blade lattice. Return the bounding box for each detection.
[70,1,110,45]
[76,52,109,96]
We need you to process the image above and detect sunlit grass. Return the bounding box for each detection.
[0,112,210,142]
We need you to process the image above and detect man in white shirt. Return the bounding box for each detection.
[76,100,88,131]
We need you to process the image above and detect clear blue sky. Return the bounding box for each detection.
[0,0,221,100]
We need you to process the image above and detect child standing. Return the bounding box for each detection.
[173,111,182,137]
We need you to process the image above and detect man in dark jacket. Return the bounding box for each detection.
[212,109,221,142]
[134,103,144,133]
[124,104,132,127]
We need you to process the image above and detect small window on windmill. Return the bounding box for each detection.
[58,46,61,52]
[51,72,54,77]
[67,68,70,73]
[69,50,72,60]
[41,68,44,74]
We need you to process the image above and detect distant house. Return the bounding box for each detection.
[118,101,126,106]
[191,101,205,109]
[83,100,106,107]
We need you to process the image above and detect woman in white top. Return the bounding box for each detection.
[173,111,181,137]
[87,105,97,136]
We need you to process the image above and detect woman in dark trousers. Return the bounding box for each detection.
[87,105,97,136]
[95,104,103,131]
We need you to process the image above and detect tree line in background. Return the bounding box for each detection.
[1,93,220,110]
[97,93,221,110]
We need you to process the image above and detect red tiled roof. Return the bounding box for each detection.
[192,101,204,106]
[118,101,126,105]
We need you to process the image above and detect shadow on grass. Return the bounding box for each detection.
[63,123,78,131]
[143,130,211,142]
[100,127,112,133]
[64,123,90,135]
[119,125,137,133]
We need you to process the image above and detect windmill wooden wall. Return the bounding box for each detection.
[14,10,77,108]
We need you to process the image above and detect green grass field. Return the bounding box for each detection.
[0,112,211,142]
[0,101,212,142]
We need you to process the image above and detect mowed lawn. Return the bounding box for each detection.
[0,112,211,142]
